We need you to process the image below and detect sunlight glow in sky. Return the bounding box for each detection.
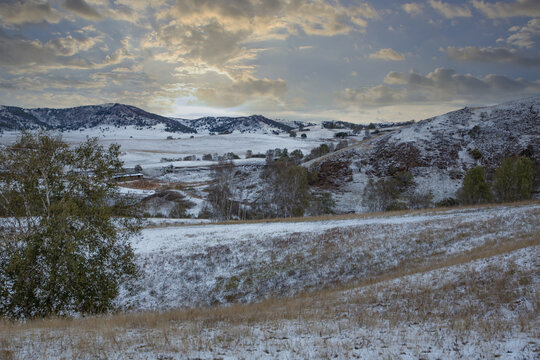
[1,0,539,122]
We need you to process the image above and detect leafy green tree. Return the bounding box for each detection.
[493,156,535,203]
[458,166,492,204]
[0,132,139,319]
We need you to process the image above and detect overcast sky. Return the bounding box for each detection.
[0,0,539,123]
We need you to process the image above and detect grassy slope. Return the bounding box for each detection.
[1,202,539,359]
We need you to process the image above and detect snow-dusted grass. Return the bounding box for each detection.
[1,202,538,359]
[117,203,539,311]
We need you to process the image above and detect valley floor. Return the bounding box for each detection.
[1,202,539,359]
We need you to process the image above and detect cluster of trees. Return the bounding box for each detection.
[206,152,334,220]
[205,160,243,220]
[264,147,305,164]
[303,141,348,162]
[458,156,536,204]
[257,157,314,218]
[362,171,433,212]
[0,133,139,319]
[362,155,536,213]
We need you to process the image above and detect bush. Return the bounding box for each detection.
[468,125,481,138]
[436,197,459,207]
[386,201,408,211]
[362,178,400,212]
[458,166,492,204]
[309,192,336,215]
[290,149,304,163]
[392,170,415,192]
[493,156,534,202]
[467,148,483,160]
[0,132,139,319]
[362,171,420,212]
[407,190,434,209]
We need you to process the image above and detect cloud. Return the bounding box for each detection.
[402,2,424,16]
[336,68,540,107]
[164,0,378,36]
[428,0,472,18]
[154,0,378,72]
[369,48,406,61]
[445,46,540,67]
[0,1,62,25]
[0,30,129,70]
[157,20,251,68]
[195,77,287,108]
[45,35,102,56]
[62,0,102,20]
[472,0,540,18]
[0,30,58,67]
[503,18,540,48]
[114,0,166,11]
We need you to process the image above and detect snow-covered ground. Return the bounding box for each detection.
[0,124,353,169]
[2,202,538,359]
[117,203,540,311]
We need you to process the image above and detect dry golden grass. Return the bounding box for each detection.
[145,199,540,228]
[119,179,212,191]
[118,178,169,190]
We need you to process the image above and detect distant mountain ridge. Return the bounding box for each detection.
[176,114,295,134]
[0,103,303,134]
[0,103,195,133]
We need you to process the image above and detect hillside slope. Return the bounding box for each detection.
[311,96,540,212]
[2,202,538,359]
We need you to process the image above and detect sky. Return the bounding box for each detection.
[0,0,539,123]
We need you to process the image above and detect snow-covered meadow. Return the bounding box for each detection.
[119,203,540,311]
[2,202,538,359]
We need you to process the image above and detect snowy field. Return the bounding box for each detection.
[1,202,538,359]
[119,203,540,310]
[0,125,353,169]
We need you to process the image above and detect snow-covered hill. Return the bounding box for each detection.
[311,96,540,212]
[0,103,196,133]
[0,103,308,135]
[176,114,297,134]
